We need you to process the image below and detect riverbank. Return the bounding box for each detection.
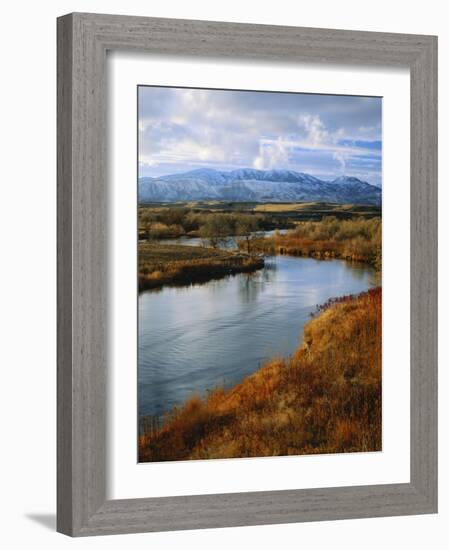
[139,287,382,461]
[139,242,264,290]
[244,216,382,269]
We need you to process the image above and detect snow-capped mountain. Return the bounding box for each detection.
[138,168,381,205]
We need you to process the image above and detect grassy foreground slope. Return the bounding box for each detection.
[139,287,382,462]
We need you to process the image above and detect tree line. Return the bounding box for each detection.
[139,207,262,253]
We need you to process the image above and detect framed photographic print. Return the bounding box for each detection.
[136,85,383,463]
[57,13,438,536]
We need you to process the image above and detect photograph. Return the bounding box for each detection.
[137,85,382,463]
[0,1,441,543]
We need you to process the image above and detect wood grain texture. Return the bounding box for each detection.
[409,37,438,508]
[57,12,438,536]
[57,13,74,536]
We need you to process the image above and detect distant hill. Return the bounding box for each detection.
[138,168,381,205]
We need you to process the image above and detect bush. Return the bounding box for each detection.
[247,216,381,268]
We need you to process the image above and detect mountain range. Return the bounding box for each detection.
[138,168,381,205]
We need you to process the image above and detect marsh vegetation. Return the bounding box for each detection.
[137,202,382,461]
[247,216,382,269]
[139,242,264,290]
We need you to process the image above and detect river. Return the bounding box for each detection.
[138,244,379,420]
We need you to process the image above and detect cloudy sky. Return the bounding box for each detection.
[138,86,382,187]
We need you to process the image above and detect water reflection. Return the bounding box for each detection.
[237,259,277,303]
[138,255,378,419]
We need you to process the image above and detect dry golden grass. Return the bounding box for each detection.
[139,242,264,290]
[252,202,378,214]
[254,202,323,212]
[139,287,382,462]
[247,216,381,268]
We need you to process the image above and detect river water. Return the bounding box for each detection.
[138,249,378,419]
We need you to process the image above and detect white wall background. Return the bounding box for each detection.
[0,1,445,548]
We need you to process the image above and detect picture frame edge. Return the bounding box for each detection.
[56,12,438,537]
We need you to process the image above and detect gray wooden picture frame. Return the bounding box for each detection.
[57,12,438,537]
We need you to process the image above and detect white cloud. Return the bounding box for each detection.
[298,114,347,149]
[138,88,382,185]
[298,114,330,147]
[356,124,382,140]
[253,138,289,170]
[332,151,347,172]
